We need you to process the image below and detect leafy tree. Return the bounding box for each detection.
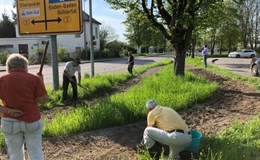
[0,13,16,38]
[99,25,129,57]
[99,25,119,52]
[198,2,227,55]
[105,0,221,76]
[123,9,146,53]
[234,0,259,49]
[123,8,166,53]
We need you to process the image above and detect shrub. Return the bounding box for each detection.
[80,48,90,60]
[58,46,68,61]
[0,50,10,65]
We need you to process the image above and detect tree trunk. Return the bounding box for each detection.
[191,38,196,58]
[211,33,216,55]
[254,3,259,49]
[219,36,223,55]
[174,46,185,76]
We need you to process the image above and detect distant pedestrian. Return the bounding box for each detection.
[62,58,81,102]
[201,45,209,68]
[0,53,48,160]
[127,51,134,75]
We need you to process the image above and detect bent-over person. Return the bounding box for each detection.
[62,58,81,102]
[142,100,192,160]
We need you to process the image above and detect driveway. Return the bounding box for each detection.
[208,57,253,77]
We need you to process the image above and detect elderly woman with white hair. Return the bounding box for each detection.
[143,100,192,160]
[0,54,48,160]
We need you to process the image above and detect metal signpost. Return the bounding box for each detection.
[16,0,82,90]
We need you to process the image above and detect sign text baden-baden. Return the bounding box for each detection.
[17,0,82,35]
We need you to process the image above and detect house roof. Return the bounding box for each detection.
[82,11,102,25]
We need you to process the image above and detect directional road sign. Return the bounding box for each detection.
[17,0,82,35]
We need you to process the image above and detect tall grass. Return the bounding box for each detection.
[41,59,173,109]
[43,64,218,137]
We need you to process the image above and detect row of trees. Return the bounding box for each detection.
[105,0,260,75]
[195,0,260,55]
[1,0,259,76]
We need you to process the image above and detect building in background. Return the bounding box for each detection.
[0,12,101,58]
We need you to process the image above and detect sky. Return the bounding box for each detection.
[0,0,127,42]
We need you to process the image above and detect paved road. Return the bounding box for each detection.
[0,55,173,87]
[207,57,253,77]
[0,55,254,88]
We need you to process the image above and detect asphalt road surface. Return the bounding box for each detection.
[0,55,254,88]
[26,55,173,87]
[207,57,253,77]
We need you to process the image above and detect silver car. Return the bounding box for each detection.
[250,57,260,76]
[228,49,256,58]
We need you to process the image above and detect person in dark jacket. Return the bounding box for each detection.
[127,52,134,75]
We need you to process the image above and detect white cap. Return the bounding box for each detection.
[146,100,158,109]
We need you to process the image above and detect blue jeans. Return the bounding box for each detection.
[1,118,44,160]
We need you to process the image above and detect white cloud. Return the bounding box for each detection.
[0,2,15,20]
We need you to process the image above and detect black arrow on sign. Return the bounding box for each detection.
[31,17,62,25]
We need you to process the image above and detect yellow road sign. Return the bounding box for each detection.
[17,0,82,35]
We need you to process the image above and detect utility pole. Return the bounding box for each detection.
[89,0,94,77]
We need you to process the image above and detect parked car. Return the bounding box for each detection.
[250,57,260,76]
[228,49,256,58]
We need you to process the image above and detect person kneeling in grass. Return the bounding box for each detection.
[141,100,192,160]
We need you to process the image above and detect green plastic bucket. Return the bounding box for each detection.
[185,130,203,153]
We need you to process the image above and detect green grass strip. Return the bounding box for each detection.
[42,59,173,109]
[43,64,218,137]
[186,57,260,90]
